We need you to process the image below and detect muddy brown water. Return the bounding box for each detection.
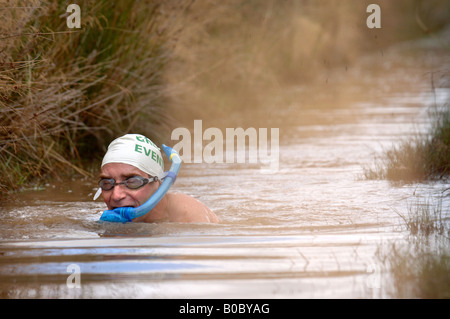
[1,31,449,298]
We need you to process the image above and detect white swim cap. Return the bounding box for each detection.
[101,134,165,178]
[94,134,165,200]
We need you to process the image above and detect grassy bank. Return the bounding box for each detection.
[380,236,450,298]
[377,192,450,298]
[363,101,450,182]
[0,0,181,194]
[366,95,450,297]
[1,0,450,196]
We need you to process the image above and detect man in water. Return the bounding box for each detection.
[94,134,219,223]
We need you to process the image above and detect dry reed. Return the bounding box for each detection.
[1,0,449,195]
[0,0,182,194]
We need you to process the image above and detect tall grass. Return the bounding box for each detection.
[377,191,450,298]
[1,0,449,196]
[363,101,450,182]
[0,0,181,194]
[379,236,450,298]
[395,195,447,237]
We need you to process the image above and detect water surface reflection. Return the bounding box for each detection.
[1,32,449,298]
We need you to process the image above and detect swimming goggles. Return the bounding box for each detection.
[98,176,158,191]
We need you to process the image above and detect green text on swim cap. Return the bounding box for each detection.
[136,135,158,148]
[134,138,163,170]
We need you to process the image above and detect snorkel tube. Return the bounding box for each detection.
[99,144,181,223]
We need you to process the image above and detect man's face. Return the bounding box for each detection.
[99,163,159,210]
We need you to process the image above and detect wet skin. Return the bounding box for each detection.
[100,163,220,223]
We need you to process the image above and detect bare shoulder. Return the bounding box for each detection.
[167,193,220,223]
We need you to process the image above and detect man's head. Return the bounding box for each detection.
[94,134,164,210]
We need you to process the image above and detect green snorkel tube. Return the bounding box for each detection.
[99,144,181,223]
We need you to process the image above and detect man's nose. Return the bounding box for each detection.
[111,184,127,202]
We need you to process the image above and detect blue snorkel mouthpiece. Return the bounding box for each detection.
[99,144,181,223]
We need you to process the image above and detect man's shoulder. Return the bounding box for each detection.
[167,193,219,223]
